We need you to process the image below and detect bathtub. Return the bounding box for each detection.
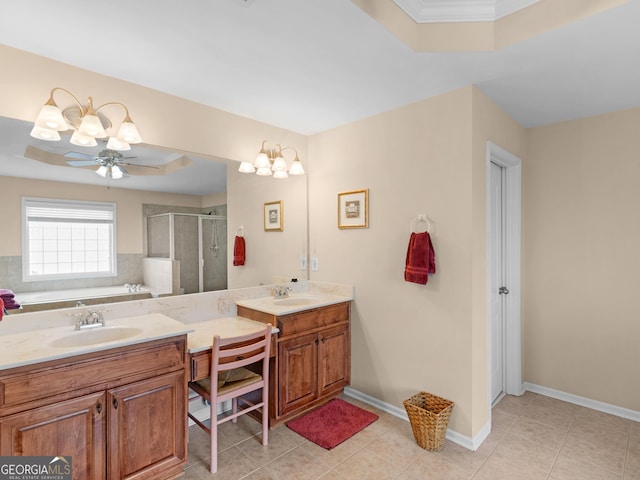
[14,286,154,313]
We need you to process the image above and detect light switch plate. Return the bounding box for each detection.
[300,255,307,270]
[311,256,319,271]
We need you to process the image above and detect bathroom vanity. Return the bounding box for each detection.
[235,294,351,426]
[0,314,192,480]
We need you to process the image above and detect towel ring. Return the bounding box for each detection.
[410,215,431,234]
[237,226,244,237]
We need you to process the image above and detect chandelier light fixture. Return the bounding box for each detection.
[30,87,143,152]
[238,140,305,178]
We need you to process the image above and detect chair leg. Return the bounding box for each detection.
[262,389,269,446]
[210,400,218,473]
[232,397,238,423]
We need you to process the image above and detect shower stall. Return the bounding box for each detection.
[146,212,228,294]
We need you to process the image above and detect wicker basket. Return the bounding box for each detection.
[403,392,454,451]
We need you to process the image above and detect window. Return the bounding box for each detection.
[22,198,117,281]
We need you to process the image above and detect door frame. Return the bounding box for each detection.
[486,142,522,406]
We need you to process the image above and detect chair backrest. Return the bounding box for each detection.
[211,324,272,379]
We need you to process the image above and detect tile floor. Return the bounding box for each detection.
[182,392,640,479]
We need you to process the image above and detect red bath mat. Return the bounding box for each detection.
[286,399,378,449]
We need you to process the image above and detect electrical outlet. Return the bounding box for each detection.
[300,255,307,270]
[311,256,319,271]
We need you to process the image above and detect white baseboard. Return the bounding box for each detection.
[343,387,487,451]
[523,382,640,423]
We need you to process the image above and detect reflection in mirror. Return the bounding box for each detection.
[0,116,233,312]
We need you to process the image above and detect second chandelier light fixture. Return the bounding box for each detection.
[30,87,142,151]
[238,140,305,178]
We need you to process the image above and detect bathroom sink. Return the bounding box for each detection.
[50,326,144,348]
[273,295,321,307]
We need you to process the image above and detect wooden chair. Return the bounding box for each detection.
[187,324,272,473]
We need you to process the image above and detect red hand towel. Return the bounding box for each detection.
[404,232,436,285]
[233,235,246,266]
[0,297,4,321]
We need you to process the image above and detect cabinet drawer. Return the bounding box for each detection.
[277,302,349,337]
[0,337,186,411]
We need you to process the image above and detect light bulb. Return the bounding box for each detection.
[34,104,67,131]
[78,114,107,138]
[106,136,131,151]
[116,120,142,144]
[30,125,61,141]
[70,130,98,147]
[238,161,256,173]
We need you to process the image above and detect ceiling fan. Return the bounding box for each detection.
[64,149,159,179]
[23,144,194,178]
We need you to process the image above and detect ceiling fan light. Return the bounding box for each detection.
[273,170,289,179]
[34,104,68,131]
[288,158,305,175]
[70,130,98,147]
[78,113,107,138]
[238,161,256,173]
[95,165,108,178]
[116,120,142,144]
[256,167,272,176]
[30,125,61,141]
[106,136,131,151]
[110,164,125,179]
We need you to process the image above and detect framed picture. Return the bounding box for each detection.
[264,200,283,231]
[338,189,368,229]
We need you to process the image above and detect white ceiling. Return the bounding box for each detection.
[1,0,640,191]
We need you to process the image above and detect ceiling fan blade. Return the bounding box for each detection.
[120,162,158,169]
[121,164,164,176]
[64,151,95,160]
[67,160,98,167]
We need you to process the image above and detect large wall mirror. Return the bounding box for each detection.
[0,116,309,312]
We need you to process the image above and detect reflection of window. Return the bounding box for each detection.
[22,198,117,281]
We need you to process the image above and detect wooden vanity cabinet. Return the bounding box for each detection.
[237,302,350,426]
[0,392,106,479]
[0,336,188,480]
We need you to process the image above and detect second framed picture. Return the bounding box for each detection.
[338,189,368,229]
[264,200,283,231]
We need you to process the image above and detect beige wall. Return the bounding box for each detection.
[524,108,640,411]
[306,86,526,438]
[0,45,308,288]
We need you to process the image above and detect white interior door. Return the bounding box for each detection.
[489,161,507,404]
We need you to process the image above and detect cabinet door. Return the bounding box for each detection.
[278,332,318,416]
[108,371,186,480]
[0,392,106,480]
[318,324,350,397]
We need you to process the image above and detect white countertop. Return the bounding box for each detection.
[0,313,194,371]
[187,316,277,353]
[235,293,352,316]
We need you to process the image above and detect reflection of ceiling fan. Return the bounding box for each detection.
[23,144,194,177]
[64,149,159,179]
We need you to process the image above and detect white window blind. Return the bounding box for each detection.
[22,198,117,281]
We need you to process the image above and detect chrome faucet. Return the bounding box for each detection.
[73,309,108,330]
[274,286,292,299]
